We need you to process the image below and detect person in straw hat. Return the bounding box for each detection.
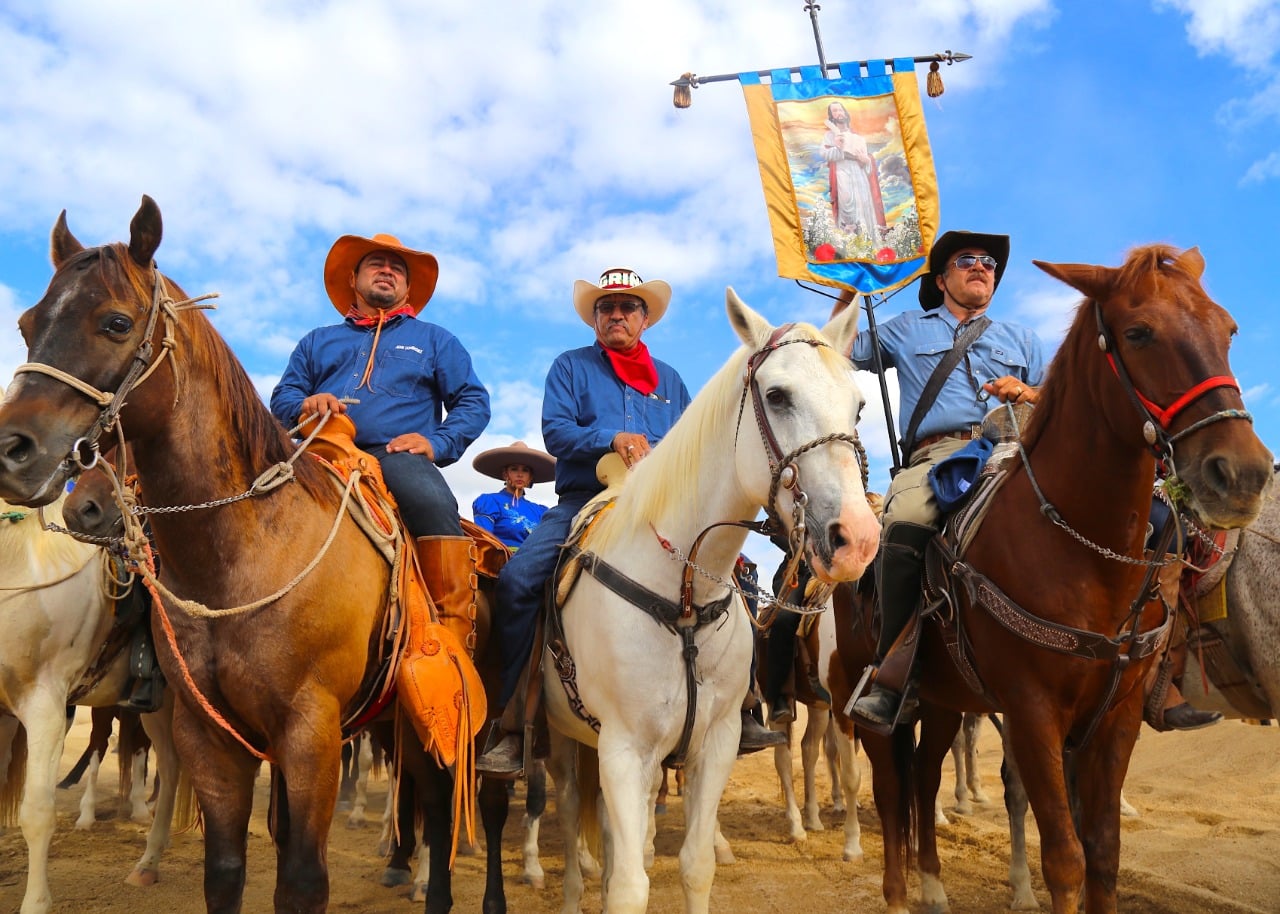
[271,232,490,632]
[471,440,555,549]
[475,267,783,778]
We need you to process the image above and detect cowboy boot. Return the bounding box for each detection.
[416,535,479,656]
[120,615,165,714]
[765,610,800,725]
[850,522,933,731]
[738,697,787,754]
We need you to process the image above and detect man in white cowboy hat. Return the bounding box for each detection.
[270,232,491,631]
[471,440,556,549]
[844,229,1045,734]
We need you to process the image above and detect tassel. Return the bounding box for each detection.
[673,72,693,109]
[926,61,944,98]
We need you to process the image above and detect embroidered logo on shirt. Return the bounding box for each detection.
[395,345,424,354]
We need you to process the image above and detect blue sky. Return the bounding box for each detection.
[0,0,1277,572]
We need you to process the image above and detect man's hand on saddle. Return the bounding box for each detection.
[613,432,651,469]
[386,433,436,460]
[300,392,347,420]
[983,376,1038,406]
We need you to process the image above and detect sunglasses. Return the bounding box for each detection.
[952,254,998,272]
[595,300,645,316]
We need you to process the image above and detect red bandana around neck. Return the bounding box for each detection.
[345,305,415,328]
[604,340,658,396]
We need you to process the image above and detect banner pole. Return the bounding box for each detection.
[804,1,829,74]
[861,292,902,474]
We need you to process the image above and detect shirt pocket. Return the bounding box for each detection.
[988,349,1029,378]
[376,347,427,399]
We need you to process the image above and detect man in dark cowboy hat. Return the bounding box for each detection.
[475,267,785,777]
[271,232,490,637]
[846,230,1045,733]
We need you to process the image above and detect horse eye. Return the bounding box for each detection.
[765,388,791,409]
[103,313,133,335]
[1123,325,1153,346]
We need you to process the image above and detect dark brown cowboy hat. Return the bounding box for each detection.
[324,233,440,316]
[918,230,1010,310]
[472,441,556,485]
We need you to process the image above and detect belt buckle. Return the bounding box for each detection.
[967,423,982,440]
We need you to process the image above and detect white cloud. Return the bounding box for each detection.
[1157,0,1280,69]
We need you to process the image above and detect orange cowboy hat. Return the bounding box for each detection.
[572,267,671,327]
[472,441,556,485]
[323,233,440,316]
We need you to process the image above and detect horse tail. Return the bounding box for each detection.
[0,723,28,828]
[888,722,918,872]
[578,744,604,862]
[172,766,202,834]
[57,742,94,789]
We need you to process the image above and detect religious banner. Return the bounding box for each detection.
[740,59,940,295]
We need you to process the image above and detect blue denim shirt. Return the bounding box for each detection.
[471,490,548,548]
[542,344,692,497]
[270,315,490,466]
[850,306,1045,443]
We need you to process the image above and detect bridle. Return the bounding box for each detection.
[1094,299,1251,477]
[11,260,217,480]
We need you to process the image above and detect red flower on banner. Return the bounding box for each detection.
[813,244,837,262]
[875,247,895,263]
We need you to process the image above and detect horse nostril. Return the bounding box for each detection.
[0,432,34,468]
[828,520,849,552]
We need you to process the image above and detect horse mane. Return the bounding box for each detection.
[588,322,843,552]
[98,243,330,501]
[1022,243,1190,451]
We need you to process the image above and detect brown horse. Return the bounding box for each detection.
[0,196,511,914]
[836,245,1272,914]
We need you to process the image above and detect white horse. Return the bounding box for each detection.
[0,487,186,914]
[544,291,880,914]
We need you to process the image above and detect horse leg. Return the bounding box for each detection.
[916,707,962,912]
[520,758,548,888]
[678,722,738,914]
[1075,698,1142,914]
[346,733,374,828]
[1000,722,1040,911]
[963,712,989,805]
[74,741,103,830]
[379,767,417,887]
[479,775,511,914]
[863,727,914,914]
[800,706,828,832]
[771,721,805,841]
[546,730,585,914]
[655,763,669,815]
[831,722,863,862]
[1005,715,1084,914]
[16,695,71,914]
[270,731,343,914]
[130,700,181,888]
[824,722,845,814]
[594,734,657,914]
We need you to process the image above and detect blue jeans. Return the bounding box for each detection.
[379,450,463,538]
[494,490,592,707]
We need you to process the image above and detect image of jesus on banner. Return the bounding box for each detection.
[822,101,887,240]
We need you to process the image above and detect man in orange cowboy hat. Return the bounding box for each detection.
[474,267,784,777]
[270,233,491,626]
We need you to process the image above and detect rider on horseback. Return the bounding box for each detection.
[848,230,1045,734]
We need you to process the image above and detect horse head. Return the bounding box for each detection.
[1032,245,1271,529]
[0,196,183,507]
[725,288,879,582]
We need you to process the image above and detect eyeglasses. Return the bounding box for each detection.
[952,254,998,272]
[595,300,645,316]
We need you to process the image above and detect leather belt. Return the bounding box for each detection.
[913,424,983,455]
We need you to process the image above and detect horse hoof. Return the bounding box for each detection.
[126,866,159,887]
[714,847,736,866]
[842,849,864,863]
[410,882,427,903]
[520,872,545,890]
[380,867,412,888]
[335,799,353,813]
[345,816,365,830]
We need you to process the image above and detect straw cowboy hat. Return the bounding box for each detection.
[472,441,557,485]
[918,230,1010,310]
[572,267,671,327]
[324,233,440,316]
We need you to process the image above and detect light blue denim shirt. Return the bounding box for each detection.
[850,306,1045,444]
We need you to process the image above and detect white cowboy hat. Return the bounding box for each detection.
[572,267,671,327]
[471,441,556,485]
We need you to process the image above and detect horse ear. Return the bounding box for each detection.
[1176,246,1206,279]
[726,287,772,346]
[127,195,163,268]
[820,290,861,355]
[1032,260,1117,301]
[50,210,84,268]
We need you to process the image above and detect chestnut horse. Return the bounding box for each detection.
[838,246,1272,914]
[0,196,508,914]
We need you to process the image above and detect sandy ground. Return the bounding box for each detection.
[2,710,1278,913]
